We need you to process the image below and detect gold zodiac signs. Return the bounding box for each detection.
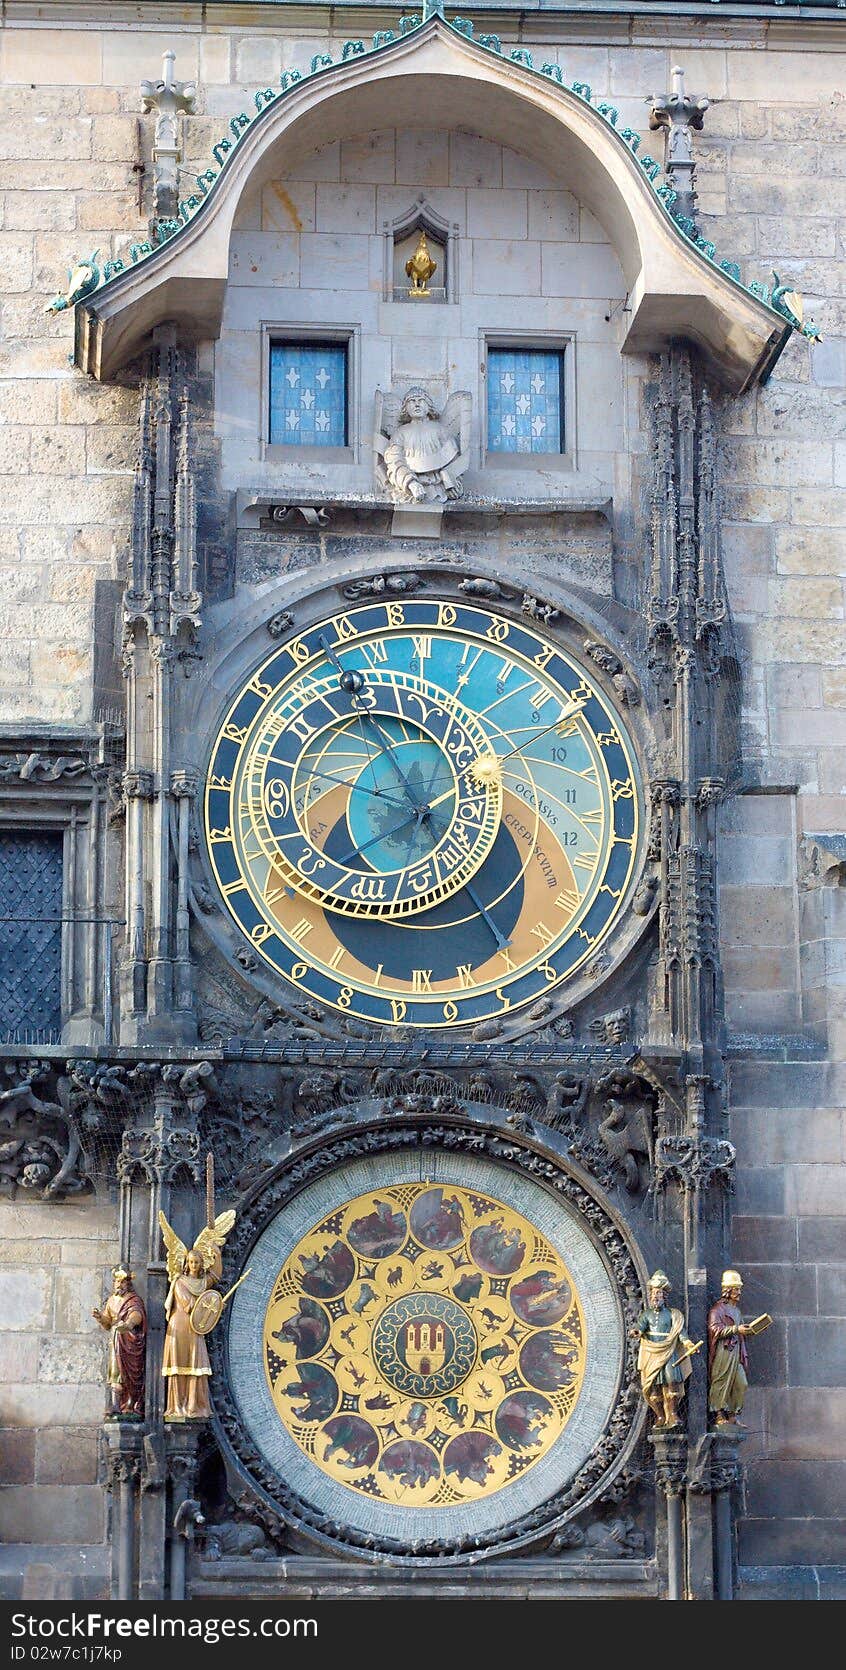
[263,1181,586,1506]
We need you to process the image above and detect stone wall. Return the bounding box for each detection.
[0,1195,117,1563]
[0,4,844,1580]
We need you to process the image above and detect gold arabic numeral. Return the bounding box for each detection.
[495,986,511,1011]
[337,986,354,1010]
[209,827,233,843]
[290,961,308,981]
[334,615,358,643]
[495,659,515,693]
[290,918,313,945]
[411,969,434,993]
[251,923,273,945]
[599,883,622,900]
[220,878,247,897]
[208,774,231,789]
[385,602,406,628]
[360,639,388,668]
[555,886,580,913]
[443,1000,459,1022]
[248,674,273,698]
[437,602,457,627]
[486,616,510,644]
[597,728,622,748]
[411,634,432,671]
[287,637,311,668]
[222,724,247,744]
[611,778,634,801]
[328,946,346,971]
[530,920,554,948]
[498,946,516,973]
[390,998,407,1022]
[264,778,290,820]
[569,680,593,704]
[456,964,477,989]
[532,644,554,671]
[540,961,557,985]
[576,927,597,946]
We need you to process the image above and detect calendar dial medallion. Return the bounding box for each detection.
[205,596,642,1028]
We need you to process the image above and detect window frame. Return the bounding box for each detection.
[480,331,577,472]
[260,324,359,464]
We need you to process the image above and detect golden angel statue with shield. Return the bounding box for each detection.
[158,1157,248,1421]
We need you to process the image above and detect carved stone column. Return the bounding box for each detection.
[650,1429,687,1600]
[103,1424,144,1600]
[711,1429,746,1601]
[165,1425,203,1601]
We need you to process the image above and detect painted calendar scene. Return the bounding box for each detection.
[262,1181,587,1508]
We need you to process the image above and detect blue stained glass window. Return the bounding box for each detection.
[487,347,565,455]
[269,341,348,447]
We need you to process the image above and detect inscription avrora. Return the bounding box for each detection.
[263,1181,587,1508]
[205,597,641,1027]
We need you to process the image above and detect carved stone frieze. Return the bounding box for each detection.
[0,1061,91,1199]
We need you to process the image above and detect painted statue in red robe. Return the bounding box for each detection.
[93,1267,147,1418]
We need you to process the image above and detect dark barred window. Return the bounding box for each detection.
[0,831,63,1040]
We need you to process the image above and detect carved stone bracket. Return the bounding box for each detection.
[654,1133,735,1193]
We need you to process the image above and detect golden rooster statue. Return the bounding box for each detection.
[406,231,437,298]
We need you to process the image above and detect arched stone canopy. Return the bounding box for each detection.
[76,18,789,392]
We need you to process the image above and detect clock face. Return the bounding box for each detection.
[205,596,641,1028]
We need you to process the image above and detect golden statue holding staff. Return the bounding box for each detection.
[158,1155,247,1421]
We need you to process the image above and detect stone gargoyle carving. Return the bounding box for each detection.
[374,385,471,503]
[0,1068,91,1198]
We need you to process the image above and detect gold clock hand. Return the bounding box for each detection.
[296,761,404,806]
[487,698,588,770]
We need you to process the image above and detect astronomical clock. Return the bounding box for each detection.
[204,591,642,1032]
[200,575,650,1559]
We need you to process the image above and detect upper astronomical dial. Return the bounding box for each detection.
[240,665,502,920]
[205,596,642,1028]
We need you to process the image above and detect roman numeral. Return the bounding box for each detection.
[530,920,554,947]
[411,969,433,992]
[555,887,579,913]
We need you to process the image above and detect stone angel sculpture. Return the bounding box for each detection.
[158,1203,236,1421]
[374,385,471,504]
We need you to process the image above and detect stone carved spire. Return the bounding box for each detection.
[648,66,709,226]
[140,50,197,221]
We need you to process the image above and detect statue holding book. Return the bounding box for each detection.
[708,1269,772,1426]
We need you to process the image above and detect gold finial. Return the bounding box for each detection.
[406,231,437,298]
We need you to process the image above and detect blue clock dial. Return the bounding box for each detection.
[205,597,642,1028]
